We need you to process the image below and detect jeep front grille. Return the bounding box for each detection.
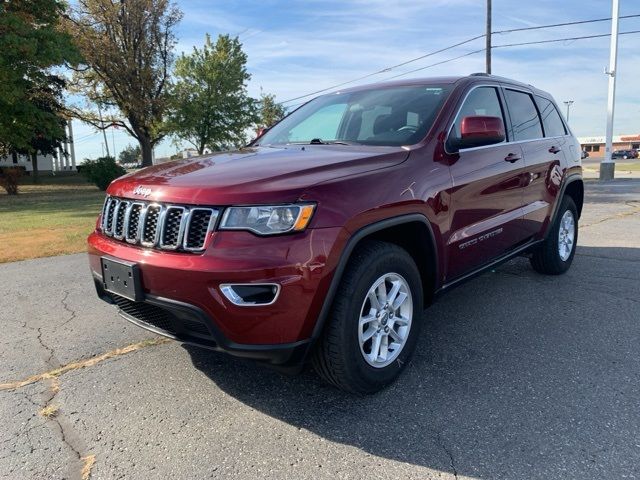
[101,196,218,252]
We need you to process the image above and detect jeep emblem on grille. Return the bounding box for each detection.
[133,185,152,198]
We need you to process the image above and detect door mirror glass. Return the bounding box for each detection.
[458,115,506,149]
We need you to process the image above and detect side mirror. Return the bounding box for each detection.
[581,150,589,159]
[459,115,506,149]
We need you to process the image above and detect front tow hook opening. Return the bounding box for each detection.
[220,283,281,306]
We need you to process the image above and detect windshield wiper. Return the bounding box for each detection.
[291,138,360,145]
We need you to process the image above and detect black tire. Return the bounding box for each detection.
[312,240,423,394]
[530,196,578,275]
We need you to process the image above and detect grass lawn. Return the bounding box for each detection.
[583,161,640,174]
[614,161,640,172]
[0,175,105,263]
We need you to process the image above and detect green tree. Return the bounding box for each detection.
[257,92,287,128]
[0,0,79,182]
[66,0,182,167]
[118,144,141,165]
[167,34,257,154]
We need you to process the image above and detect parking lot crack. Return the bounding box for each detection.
[36,326,60,369]
[581,202,640,229]
[436,432,458,480]
[0,337,170,392]
[59,290,77,328]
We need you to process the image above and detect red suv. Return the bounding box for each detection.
[88,74,583,393]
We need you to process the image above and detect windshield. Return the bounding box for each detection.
[256,84,452,147]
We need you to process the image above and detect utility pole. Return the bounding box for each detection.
[111,127,117,162]
[96,99,110,158]
[486,0,492,74]
[563,100,574,123]
[600,0,619,181]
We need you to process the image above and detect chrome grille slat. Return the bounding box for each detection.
[141,204,163,247]
[124,203,143,244]
[103,198,119,235]
[113,201,129,240]
[184,208,218,251]
[160,206,187,250]
[101,196,216,252]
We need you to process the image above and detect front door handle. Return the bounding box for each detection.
[504,153,522,163]
[549,146,562,154]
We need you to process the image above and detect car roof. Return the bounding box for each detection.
[335,73,553,100]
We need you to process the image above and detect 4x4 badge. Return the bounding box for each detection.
[133,185,152,198]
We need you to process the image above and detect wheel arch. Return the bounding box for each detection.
[545,174,584,242]
[311,214,439,343]
[563,177,584,219]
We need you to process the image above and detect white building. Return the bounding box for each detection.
[0,119,77,172]
[0,152,55,172]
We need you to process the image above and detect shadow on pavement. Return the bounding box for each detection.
[184,246,640,479]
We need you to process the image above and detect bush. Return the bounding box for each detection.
[0,167,24,195]
[81,156,127,191]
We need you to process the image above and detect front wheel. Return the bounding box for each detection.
[312,240,423,394]
[530,196,578,275]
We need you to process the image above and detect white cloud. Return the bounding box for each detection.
[71,0,640,161]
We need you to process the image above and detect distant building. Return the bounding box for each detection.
[578,134,640,158]
[0,119,77,172]
[0,152,55,172]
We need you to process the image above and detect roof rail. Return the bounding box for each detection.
[470,72,491,76]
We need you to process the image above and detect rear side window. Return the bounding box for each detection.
[447,86,505,150]
[504,89,543,141]
[536,96,567,137]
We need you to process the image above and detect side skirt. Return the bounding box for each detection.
[435,238,542,295]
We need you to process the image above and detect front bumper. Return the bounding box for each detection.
[88,227,345,362]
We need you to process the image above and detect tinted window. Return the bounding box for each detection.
[504,89,543,141]
[257,85,452,147]
[536,96,566,137]
[447,87,504,150]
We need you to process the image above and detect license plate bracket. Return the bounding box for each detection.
[101,257,143,301]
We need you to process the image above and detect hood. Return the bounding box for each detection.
[107,145,409,205]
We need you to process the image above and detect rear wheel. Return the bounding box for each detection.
[312,240,423,394]
[530,196,578,275]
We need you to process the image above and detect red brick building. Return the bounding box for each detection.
[578,134,640,158]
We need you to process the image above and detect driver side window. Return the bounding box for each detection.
[447,87,504,151]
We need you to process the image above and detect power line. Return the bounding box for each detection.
[380,30,640,81]
[280,34,485,104]
[384,49,485,81]
[492,13,640,34]
[280,13,640,105]
[492,29,640,49]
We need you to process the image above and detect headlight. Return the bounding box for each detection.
[219,204,315,235]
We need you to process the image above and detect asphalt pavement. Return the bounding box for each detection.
[1,179,639,480]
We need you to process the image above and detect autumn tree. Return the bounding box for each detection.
[167,34,257,154]
[66,0,182,167]
[257,92,287,128]
[0,0,79,182]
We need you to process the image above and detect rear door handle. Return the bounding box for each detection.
[504,153,522,163]
[549,146,562,154]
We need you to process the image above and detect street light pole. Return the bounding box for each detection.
[600,0,620,181]
[486,0,492,74]
[563,100,574,123]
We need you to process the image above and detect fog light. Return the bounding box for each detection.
[220,283,280,306]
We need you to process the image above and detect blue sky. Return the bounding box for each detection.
[71,0,640,161]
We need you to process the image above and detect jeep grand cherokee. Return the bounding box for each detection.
[88,74,583,393]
